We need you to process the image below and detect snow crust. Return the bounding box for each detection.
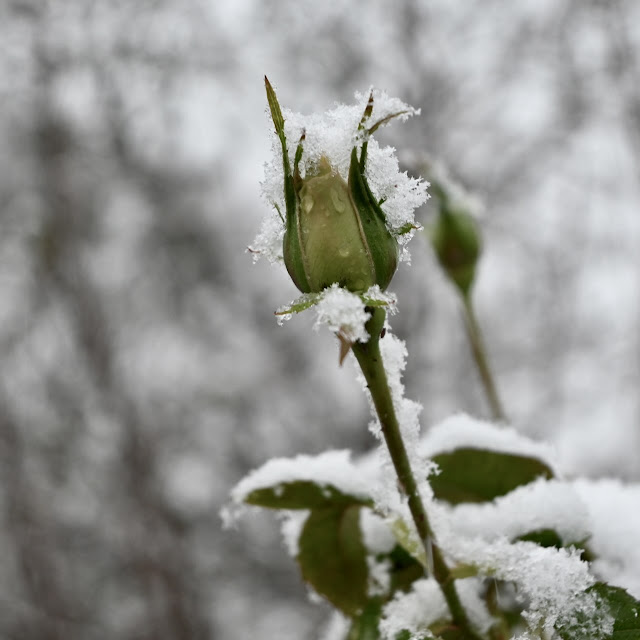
[574,478,640,599]
[440,477,590,545]
[441,538,608,640]
[314,285,372,344]
[253,86,428,264]
[381,577,493,639]
[360,507,396,554]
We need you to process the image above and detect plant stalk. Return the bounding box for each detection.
[351,307,483,640]
[461,293,506,422]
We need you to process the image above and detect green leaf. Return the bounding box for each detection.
[429,447,554,504]
[264,76,285,137]
[515,529,595,562]
[387,544,425,594]
[347,599,383,640]
[244,480,372,510]
[556,583,640,640]
[297,506,369,615]
[275,293,321,316]
[516,528,564,549]
[390,518,426,567]
[592,583,640,639]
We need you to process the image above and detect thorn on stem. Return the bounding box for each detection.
[337,332,353,366]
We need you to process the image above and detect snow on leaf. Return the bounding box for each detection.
[230,450,371,506]
[420,413,558,474]
[439,536,600,640]
[224,450,372,526]
[573,479,640,599]
[441,477,590,546]
[379,577,493,640]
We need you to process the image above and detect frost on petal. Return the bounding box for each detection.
[314,284,371,343]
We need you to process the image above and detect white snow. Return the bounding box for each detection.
[361,285,398,314]
[366,555,392,597]
[356,332,423,456]
[275,284,396,335]
[318,612,350,640]
[440,477,590,545]
[438,536,608,640]
[360,508,397,554]
[314,285,372,344]
[279,511,309,558]
[573,478,640,599]
[380,577,493,639]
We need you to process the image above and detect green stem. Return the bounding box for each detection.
[461,294,506,423]
[351,308,484,640]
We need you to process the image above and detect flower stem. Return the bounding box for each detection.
[461,293,506,423]
[351,308,483,640]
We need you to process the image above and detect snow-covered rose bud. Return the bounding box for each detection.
[265,78,401,294]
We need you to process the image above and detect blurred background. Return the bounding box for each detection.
[1,0,639,638]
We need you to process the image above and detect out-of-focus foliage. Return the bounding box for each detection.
[1,1,640,639]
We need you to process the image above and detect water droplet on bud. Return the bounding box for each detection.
[302,195,314,214]
[330,188,346,213]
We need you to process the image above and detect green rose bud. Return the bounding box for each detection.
[265,77,399,294]
[429,182,482,296]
